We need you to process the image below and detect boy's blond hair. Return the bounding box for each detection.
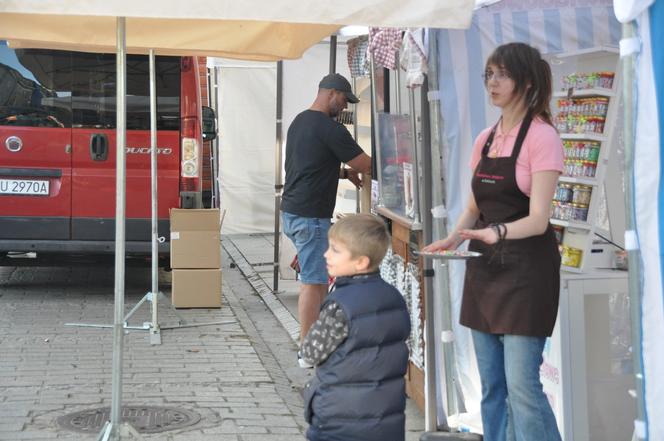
[328,214,390,271]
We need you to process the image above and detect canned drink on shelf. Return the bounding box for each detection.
[561,245,583,268]
[559,184,574,202]
[559,202,572,221]
[575,161,585,177]
[571,203,589,222]
[601,71,615,89]
[588,144,600,162]
[551,201,560,219]
[583,161,596,178]
[572,185,592,205]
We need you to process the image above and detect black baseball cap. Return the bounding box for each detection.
[318,73,359,103]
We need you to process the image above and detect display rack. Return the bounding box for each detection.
[547,48,622,272]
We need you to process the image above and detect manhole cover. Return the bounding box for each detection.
[57,406,201,434]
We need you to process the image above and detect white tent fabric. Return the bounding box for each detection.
[432,0,621,433]
[613,1,663,440]
[0,13,338,61]
[0,1,474,60]
[214,59,277,234]
[0,0,474,29]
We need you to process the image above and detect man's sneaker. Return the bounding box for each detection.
[298,351,314,369]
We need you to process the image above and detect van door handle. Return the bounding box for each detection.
[90,134,109,161]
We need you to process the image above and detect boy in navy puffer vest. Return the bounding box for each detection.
[301,213,411,441]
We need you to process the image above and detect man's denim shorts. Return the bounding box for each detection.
[282,212,330,285]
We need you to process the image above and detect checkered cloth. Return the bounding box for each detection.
[368,27,404,70]
[346,36,370,78]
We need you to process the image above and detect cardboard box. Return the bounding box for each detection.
[171,269,222,308]
[170,208,221,269]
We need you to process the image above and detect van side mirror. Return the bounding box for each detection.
[201,106,217,141]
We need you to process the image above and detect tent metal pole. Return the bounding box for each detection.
[209,66,220,209]
[622,20,647,441]
[329,35,337,73]
[408,88,422,228]
[353,77,360,213]
[370,56,384,206]
[109,16,128,440]
[273,60,283,293]
[110,14,127,432]
[395,53,402,114]
[148,49,161,345]
[418,74,440,431]
[422,30,450,433]
[95,18,145,441]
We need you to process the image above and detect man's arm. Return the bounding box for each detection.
[346,152,371,175]
[342,152,371,187]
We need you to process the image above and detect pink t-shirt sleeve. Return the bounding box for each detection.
[527,124,564,173]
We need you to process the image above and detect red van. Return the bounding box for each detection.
[0,42,216,263]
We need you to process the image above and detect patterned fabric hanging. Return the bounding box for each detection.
[380,249,425,369]
[368,27,404,70]
[346,36,370,78]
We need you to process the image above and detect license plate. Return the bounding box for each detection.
[0,178,50,196]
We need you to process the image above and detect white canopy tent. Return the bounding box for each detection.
[0,2,476,439]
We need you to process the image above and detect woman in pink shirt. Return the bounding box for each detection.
[424,42,563,441]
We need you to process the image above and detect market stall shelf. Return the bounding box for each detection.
[547,47,623,272]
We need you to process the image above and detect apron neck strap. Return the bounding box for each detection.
[510,113,533,159]
[480,113,534,158]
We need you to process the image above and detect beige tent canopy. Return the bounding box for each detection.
[0,0,474,60]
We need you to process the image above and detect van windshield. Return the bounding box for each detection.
[0,43,181,130]
[0,42,72,127]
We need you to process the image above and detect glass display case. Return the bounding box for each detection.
[376,113,417,219]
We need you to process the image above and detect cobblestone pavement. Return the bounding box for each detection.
[0,252,306,441]
[0,238,424,440]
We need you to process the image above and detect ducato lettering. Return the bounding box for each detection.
[125,147,173,155]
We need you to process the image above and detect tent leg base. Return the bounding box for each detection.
[96,421,145,441]
[420,431,483,441]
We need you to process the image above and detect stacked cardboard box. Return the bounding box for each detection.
[170,208,222,308]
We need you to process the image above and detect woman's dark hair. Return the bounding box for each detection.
[485,42,553,126]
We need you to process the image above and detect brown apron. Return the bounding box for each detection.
[460,116,561,337]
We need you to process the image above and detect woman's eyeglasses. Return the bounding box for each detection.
[482,70,511,82]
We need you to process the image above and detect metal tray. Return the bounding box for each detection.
[415,250,482,260]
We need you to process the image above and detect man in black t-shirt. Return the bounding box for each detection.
[281,73,371,364]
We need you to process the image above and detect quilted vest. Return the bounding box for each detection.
[304,273,411,441]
